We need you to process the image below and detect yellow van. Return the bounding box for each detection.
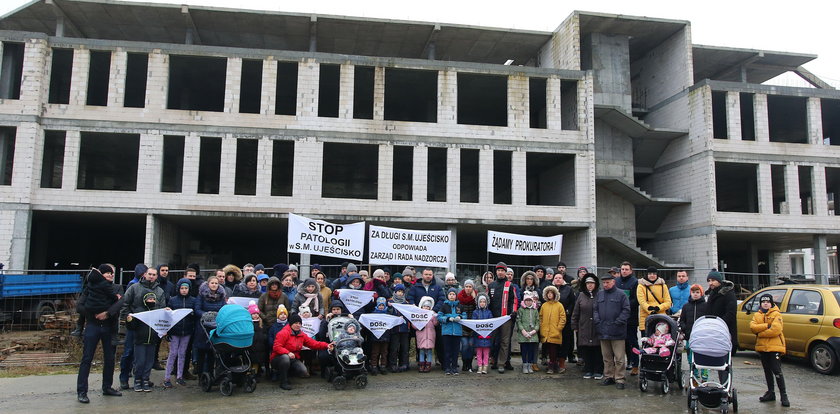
[737,285,840,375]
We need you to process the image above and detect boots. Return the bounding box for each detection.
[780,393,790,407]
[759,391,775,402]
[557,358,567,374]
[531,363,540,372]
[418,362,424,373]
[777,372,789,407]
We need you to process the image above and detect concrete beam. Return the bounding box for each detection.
[181,5,202,45]
[309,16,317,53]
[794,66,835,90]
[708,51,762,82]
[421,24,441,60]
[46,0,86,38]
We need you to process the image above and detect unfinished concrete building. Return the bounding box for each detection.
[0,1,838,288]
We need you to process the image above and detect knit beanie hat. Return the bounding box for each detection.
[707,270,723,283]
[347,263,358,273]
[276,304,288,318]
[463,279,475,288]
[248,301,259,315]
[98,264,113,275]
[288,313,302,326]
[134,263,148,278]
[758,293,774,306]
[393,284,406,292]
[447,287,458,297]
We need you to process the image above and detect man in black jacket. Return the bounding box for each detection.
[706,270,739,353]
[489,262,518,373]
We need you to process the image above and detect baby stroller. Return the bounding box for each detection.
[638,314,684,394]
[324,316,368,390]
[199,305,257,396]
[687,315,738,413]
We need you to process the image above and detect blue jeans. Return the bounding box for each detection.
[133,343,156,383]
[77,322,115,393]
[520,342,538,364]
[460,336,474,366]
[418,348,433,363]
[119,329,135,383]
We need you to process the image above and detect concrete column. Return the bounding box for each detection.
[339,64,354,119]
[757,163,773,214]
[438,69,457,125]
[261,59,277,115]
[224,57,242,113]
[255,137,272,196]
[813,235,829,284]
[2,209,31,270]
[9,122,37,196]
[807,97,824,145]
[726,91,742,140]
[511,150,526,205]
[508,74,529,129]
[378,144,393,201]
[182,133,201,195]
[297,59,318,118]
[144,214,155,265]
[813,165,829,216]
[413,144,428,202]
[754,94,769,142]
[292,137,322,198]
[136,132,162,193]
[145,50,168,110]
[373,67,385,121]
[546,77,563,130]
[219,134,237,195]
[479,147,493,204]
[20,38,48,108]
[62,130,80,190]
[300,254,311,280]
[447,147,460,204]
[447,224,457,273]
[69,47,88,106]
[784,163,801,215]
[108,48,127,107]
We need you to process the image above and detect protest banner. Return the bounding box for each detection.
[457,315,511,337]
[337,289,376,314]
[130,308,193,337]
[359,314,404,339]
[368,225,451,267]
[391,303,436,331]
[226,297,255,308]
[301,317,320,338]
[287,213,365,260]
[487,230,562,256]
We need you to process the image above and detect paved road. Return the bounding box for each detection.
[0,351,832,413]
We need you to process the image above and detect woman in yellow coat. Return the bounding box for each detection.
[636,267,672,331]
[540,286,566,374]
[750,293,789,407]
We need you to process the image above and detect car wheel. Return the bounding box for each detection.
[810,342,838,375]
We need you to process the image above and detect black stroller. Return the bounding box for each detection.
[637,314,684,394]
[323,316,368,390]
[198,305,257,396]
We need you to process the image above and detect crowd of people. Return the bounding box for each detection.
[73,260,790,408]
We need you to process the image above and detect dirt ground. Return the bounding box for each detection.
[0,350,834,413]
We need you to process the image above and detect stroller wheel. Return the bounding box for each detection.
[243,375,257,393]
[732,389,738,412]
[333,376,347,390]
[199,372,213,392]
[638,377,648,392]
[661,377,670,394]
[219,377,234,396]
[354,374,368,389]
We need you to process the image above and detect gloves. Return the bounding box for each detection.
[448,317,454,322]
[647,306,660,312]
[454,316,461,322]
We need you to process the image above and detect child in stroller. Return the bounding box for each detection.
[336,320,365,365]
[326,316,368,389]
[634,321,676,357]
[636,314,684,394]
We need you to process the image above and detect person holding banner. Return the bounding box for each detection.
[489,262,518,373]
[368,297,391,375]
[472,293,494,374]
[387,284,411,372]
[121,266,168,393]
[457,280,477,373]
[438,288,465,375]
[539,286,567,374]
[415,296,438,373]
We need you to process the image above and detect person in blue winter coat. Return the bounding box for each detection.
[368,297,391,375]
[472,293,494,374]
[163,279,195,387]
[438,288,465,375]
[406,268,445,312]
[668,270,691,316]
[193,276,226,375]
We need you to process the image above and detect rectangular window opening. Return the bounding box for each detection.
[712,91,728,139]
[460,148,479,203]
[197,136,222,194]
[318,64,340,118]
[768,95,808,143]
[353,66,375,120]
[715,162,758,212]
[799,165,813,215]
[739,93,755,141]
[529,78,547,129]
[48,48,73,104]
[392,145,413,201]
[770,164,785,214]
[239,59,263,114]
[526,152,575,206]
[821,98,840,145]
[457,73,507,126]
[275,62,298,116]
[322,142,377,199]
[0,127,16,185]
[0,42,25,100]
[271,140,294,196]
[124,52,148,108]
[384,68,437,122]
[825,167,840,216]
[427,147,447,202]
[77,132,139,191]
[86,50,111,106]
[234,138,258,195]
[40,130,66,189]
[493,150,512,204]
[161,135,184,193]
[560,80,578,130]
[167,55,226,112]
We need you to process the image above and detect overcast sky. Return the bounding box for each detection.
[2,0,837,87]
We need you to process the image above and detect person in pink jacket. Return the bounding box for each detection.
[414,296,438,372]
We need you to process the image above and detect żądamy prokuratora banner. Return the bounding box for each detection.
[486,230,562,256]
[368,225,451,268]
[287,213,365,260]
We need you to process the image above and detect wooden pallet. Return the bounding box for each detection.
[0,352,71,367]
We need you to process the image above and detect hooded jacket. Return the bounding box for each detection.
[132,292,164,345]
[593,282,630,340]
[669,281,691,315]
[519,271,542,302]
[168,278,197,337]
[707,280,739,351]
[472,294,494,347]
[636,276,672,331]
[193,280,227,349]
[291,278,324,317]
[750,304,786,354]
[222,264,243,293]
[414,296,438,348]
[120,276,166,321]
[539,286,567,345]
[571,274,600,347]
[514,294,540,344]
[437,298,465,336]
[258,277,291,328]
[678,296,708,340]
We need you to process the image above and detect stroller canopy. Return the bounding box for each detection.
[210,304,255,348]
[688,316,731,357]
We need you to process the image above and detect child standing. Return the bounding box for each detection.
[539,285,567,374]
[163,279,195,387]
[472,294,494,374]
[267,305,290,381]
[438,288,465,375]
[415,296,438,373]
[515,291,540,374]
[369,297,391,375]
[679,284,708,383]
[387,284,411,372]
[751,293,790,407]
[249,301,267,377]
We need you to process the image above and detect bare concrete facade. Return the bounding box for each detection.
[0,1,838,287]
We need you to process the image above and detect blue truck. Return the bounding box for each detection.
[0,273,83,328]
